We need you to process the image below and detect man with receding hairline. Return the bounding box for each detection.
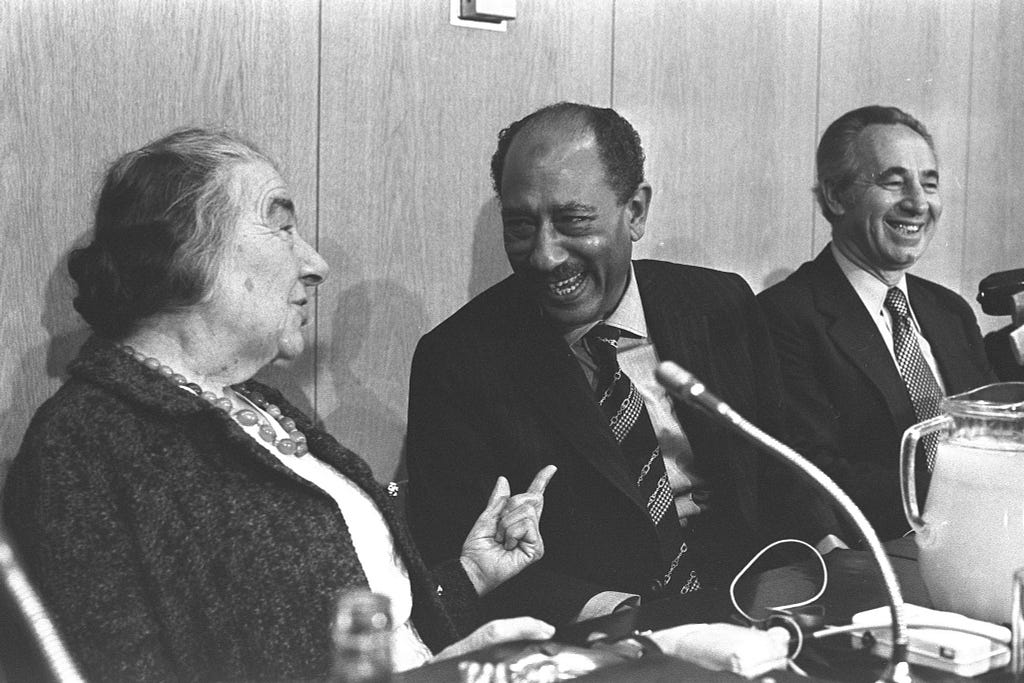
[759,105,995,543]
[406,102,798,625]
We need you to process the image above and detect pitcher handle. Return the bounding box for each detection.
[900,415,953,532]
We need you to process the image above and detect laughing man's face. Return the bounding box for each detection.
[500,128,647,331]
[827,123,942,284]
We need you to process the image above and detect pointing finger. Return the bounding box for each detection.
[526,465,557,496]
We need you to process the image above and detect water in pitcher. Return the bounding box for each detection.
[917,438,1024,625]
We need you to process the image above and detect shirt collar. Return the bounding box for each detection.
[562,263,648,347]
[831,242,909,318]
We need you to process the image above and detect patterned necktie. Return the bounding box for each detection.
[884,287,943,471]
[585,324,701,595]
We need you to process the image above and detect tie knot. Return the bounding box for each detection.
[884,287,910,320]
[584,324,621,382]
[586,324,621,349]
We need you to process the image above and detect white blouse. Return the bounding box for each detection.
[230,391,434,672]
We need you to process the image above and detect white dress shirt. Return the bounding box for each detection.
[831,243,947,392]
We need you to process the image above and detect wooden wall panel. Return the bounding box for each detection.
[317,0,614,478]
[613,0,820,293]
[6,0,1023,484]
[966,0,1024,334]
[817,0,975,298]
[0,0,319,468]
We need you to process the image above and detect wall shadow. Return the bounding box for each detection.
[760,267,794,292]
[642,234,796,294]
[0,248,90,481]
[642,233,713,271]
[468,197,510,299]
[324,278,426,482]
[43,240,91,382]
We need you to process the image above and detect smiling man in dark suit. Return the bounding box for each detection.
[758,105,995,543]
[405,102,795,626]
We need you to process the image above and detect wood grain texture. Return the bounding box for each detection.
[316,0,613,478]
[816,0,975,297]
[0,0,319,469]
[5,0,1022,483]
[613,0,820,293]
[966,0,1024,334]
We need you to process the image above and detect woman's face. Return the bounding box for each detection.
[200,161,329,367]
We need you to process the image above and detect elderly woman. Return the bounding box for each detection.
[3,129,555,682]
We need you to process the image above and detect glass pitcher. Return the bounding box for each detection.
[901,382,1024,625]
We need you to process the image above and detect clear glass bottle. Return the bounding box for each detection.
[329,589,393,683]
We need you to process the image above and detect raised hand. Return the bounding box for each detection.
[459,465,557,596]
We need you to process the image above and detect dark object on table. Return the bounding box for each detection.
[978,269,1024,317]
[979,268,1024,381]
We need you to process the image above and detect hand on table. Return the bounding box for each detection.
[431,617,555,662]
[460,465,557,596]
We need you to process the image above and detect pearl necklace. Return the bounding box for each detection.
[121,345,309,457]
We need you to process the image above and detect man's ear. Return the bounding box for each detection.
[821,181,847,217]
[626,182,652,242]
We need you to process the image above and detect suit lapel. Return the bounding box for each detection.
[635,263,717,445]
[505,280,647,511]
[908,279,976,395]
[633,261,766,531]
[634,262,748,489]
[637,267,712,388]
[811,249,915,423]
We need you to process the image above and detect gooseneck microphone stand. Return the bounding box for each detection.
[656,361,912,683]
[0,526,84,682]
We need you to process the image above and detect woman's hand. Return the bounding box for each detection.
[431,617,555,662]
[459,465,557,596]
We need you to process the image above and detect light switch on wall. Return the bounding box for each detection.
[450,0,515,32]
[460,0,516,21]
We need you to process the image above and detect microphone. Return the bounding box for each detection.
[655,361,913,683]
[0,527,84,682]
[977,270,1024,379]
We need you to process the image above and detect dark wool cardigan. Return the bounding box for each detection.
[3,337,479,682]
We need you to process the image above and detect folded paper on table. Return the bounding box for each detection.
[648,622,790,678]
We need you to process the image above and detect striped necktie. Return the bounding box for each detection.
[884,287,943,471]
[585,324,701,595]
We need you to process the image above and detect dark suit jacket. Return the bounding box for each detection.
[757,246,995,542]
[406,259,793,625]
